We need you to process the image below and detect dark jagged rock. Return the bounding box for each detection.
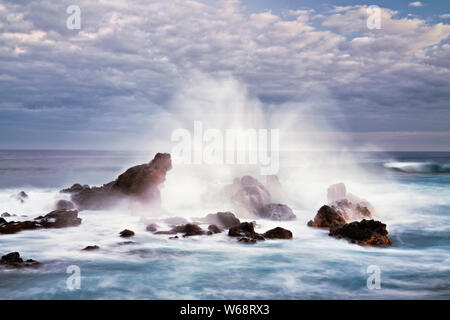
[0,218,6,225]
[327,183,374,221]
[228,222,264,241]
[0,209,80,234]
[0,220,40,234]
[37,209,82,228]
[120,229,135,237]
[0,252,40,268]
[172,224,205,237]
[263,227,293,239]
[19,191,28,198]
[307,205,346,230]
[207,224,222,234]
[329,219,392,247]
[1,212,11,217]
[258,203,296,221]
[61,153,172,210]
[146,223,158,232]
[203,212,240,228]
[56,199,75,210]
[169,236,179,239]
[82,245,100,251]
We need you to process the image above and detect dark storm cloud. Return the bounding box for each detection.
[0,0,449,150]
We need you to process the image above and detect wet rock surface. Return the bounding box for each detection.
[146,223,158,232]
[263,227,293,239]
[61,153,172,210]
[120,229,135,237]
[203,212,240,228]
[258,203,296,221]
[228,222,264,241]
[1,252,40,268]
[0,209,82,234]
[207,224,222,234]
[307,205,347,230]
[329,219,392,247]
[82,245,100,251]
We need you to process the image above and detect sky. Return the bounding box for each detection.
[0,0,449,151]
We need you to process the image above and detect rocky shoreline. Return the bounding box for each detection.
[0,153,394,269]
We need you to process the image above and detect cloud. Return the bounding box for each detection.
[0,0,449,150]
[440,14,450,19]
[408,2,423,7]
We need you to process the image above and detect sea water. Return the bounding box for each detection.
[0,150,449,299]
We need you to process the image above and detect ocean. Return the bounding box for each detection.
[0,150,449,299]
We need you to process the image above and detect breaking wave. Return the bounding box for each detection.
[384,161,450,174]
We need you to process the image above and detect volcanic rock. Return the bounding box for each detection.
[228,222,264,241]
[120,229,135,237]
[0,252,40,268]
[172,224,205,237]
[327,183,374,221]
[203,212,240,228]
[0,218,6,225]
[82,245,100,251]
[307,205,347,230]
[207,224,222,234]
[61,153,172,210]
[263,227,293,239]
[37,209,82,228]
[258,203,296,221]
[1,212,11,217]
[329,219,392,247]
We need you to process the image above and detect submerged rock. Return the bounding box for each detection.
[0,252,40,268]
[329,219,392,247]
[307,205,346,230]
[82,245,100,251]
[0,209,81,234]
[120,229,135,237]
[258,203,296,221]
[61,153,172,210]
[263,227,293,239]
[15,191,29,203]
[203,212,240,229]
[238,237,257,244]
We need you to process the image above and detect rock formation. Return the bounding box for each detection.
[329,219,392,247]
[61,153,172,210]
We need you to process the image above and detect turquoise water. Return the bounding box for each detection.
[0,151,449,299]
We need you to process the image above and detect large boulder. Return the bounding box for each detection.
[37,209,82,228]
[61,153,172,210]
[0,218,6,225]
[307,205,346,230]
[263,227,293,239]
[228,222,264,241]
[258,203,296,221]
[0,209,82,234]
[203,212,240,228]
[0,252,40,268]
[154,223,205,237]
[226,176,271,216]
[329,219,392,247]
[327,183,374,221]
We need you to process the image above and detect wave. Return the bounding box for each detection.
[384,161,450,174]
